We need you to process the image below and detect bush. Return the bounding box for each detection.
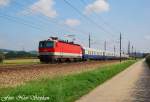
[146,55,150,67]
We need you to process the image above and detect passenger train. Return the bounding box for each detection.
[38,37,129,63]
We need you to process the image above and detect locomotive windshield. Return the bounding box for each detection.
[39,41,54,48]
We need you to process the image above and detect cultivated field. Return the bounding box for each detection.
[0,60,119,88]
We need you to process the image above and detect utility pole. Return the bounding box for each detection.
[114,45,116,56]
[104,40,106,52]
[89,34,91,48]
[135,49,137,60]
[132,45,134,58]
[104,40,107,60]
[120,33,122,62]
[128,41,130,55]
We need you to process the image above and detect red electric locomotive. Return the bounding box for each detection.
[38,37,82,62]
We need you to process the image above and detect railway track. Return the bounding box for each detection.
[0,61,117,72]
[0,60,119,88]
[0,61,97,72]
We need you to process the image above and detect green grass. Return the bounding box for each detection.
[0,59,40,65]
[0,60,136,102]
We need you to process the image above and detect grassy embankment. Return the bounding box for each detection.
[146,55,150,67]
[0,59,40,65]
[0,60,136,102]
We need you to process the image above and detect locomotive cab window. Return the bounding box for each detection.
[46,41,54,48]
[39,41,54,48]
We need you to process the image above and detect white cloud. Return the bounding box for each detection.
[29,0,57,18]
[84,0,110,15]
[64,19,80,27]
[0,0,10,7]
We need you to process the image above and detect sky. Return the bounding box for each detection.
[0,0,150,53]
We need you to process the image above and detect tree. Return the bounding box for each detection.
[0,51,4,63]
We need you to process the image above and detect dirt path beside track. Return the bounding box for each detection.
[76,60,150,102]
[0,61,118,88]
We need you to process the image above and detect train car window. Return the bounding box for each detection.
[85,50,88,54]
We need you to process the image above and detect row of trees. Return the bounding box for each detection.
[5,51,37,59]
[0,51,38,63]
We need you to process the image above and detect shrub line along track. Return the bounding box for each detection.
[0,60,119,88]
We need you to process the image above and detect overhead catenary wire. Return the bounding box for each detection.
[80,0,132,53]
[0,0,133,53]
[0,0,98,51]
[16,0,90,35]
[0,13,55,34]
[69,0,135,54]
[0,0,90,39]
[14,1,100,45]
[63,0,114,35]
[80,0,121,35]
[16,0,120,38]
[63,0,124,52]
